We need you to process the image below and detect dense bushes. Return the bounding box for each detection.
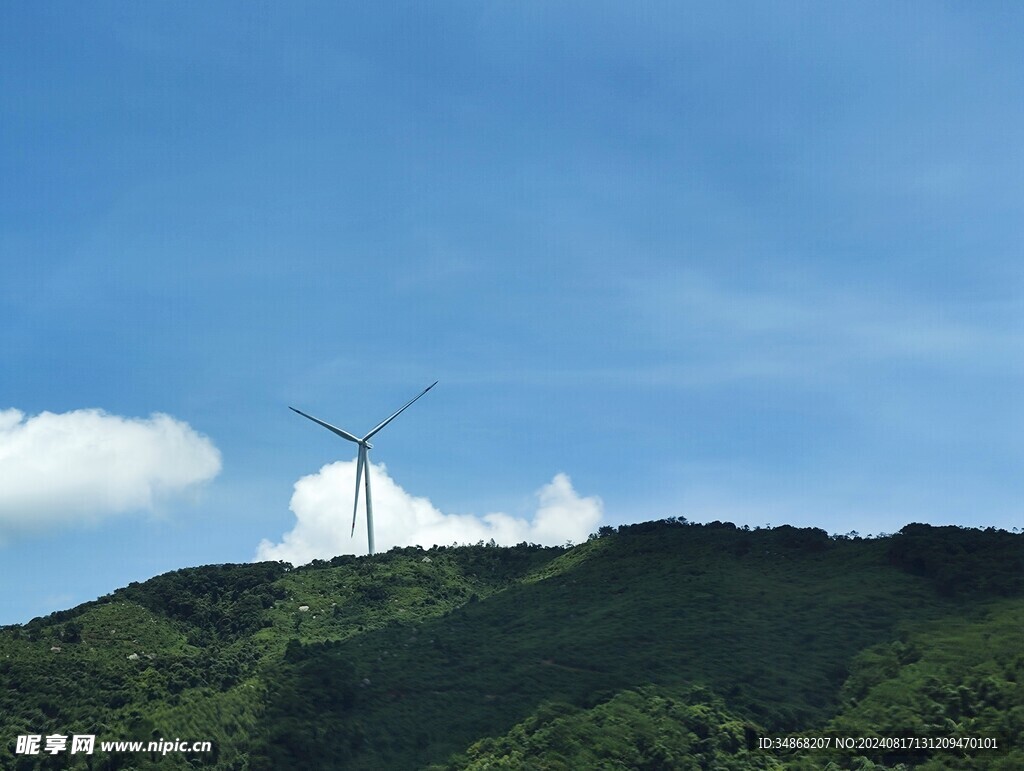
[2,520,1022,769]
[116,562,289,641]
[888,524,1024,597]
[443,686,776,770]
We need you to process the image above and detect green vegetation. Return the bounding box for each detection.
[441,685,780,770]
[2,520,1022,769]
[796,599,1024,770]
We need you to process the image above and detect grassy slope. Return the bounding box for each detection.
[1,521,1020,770]
[0,546,562,770]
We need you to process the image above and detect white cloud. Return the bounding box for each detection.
[0,408,222,532]
[255,462,603,564]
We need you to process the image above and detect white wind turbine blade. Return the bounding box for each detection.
[351,445,366,538]
[362,381,438,442]
[289,407,362,444]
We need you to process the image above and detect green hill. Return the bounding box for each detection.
[1,520,1021,769]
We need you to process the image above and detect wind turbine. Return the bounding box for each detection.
[289,381,437,556]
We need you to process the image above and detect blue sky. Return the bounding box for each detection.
[2,2,1022,624]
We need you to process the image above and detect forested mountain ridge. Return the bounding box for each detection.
[2,520,1022,769]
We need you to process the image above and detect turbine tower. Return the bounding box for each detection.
[289,381,437,556]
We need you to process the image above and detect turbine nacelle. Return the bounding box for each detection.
[289,381,437,555]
